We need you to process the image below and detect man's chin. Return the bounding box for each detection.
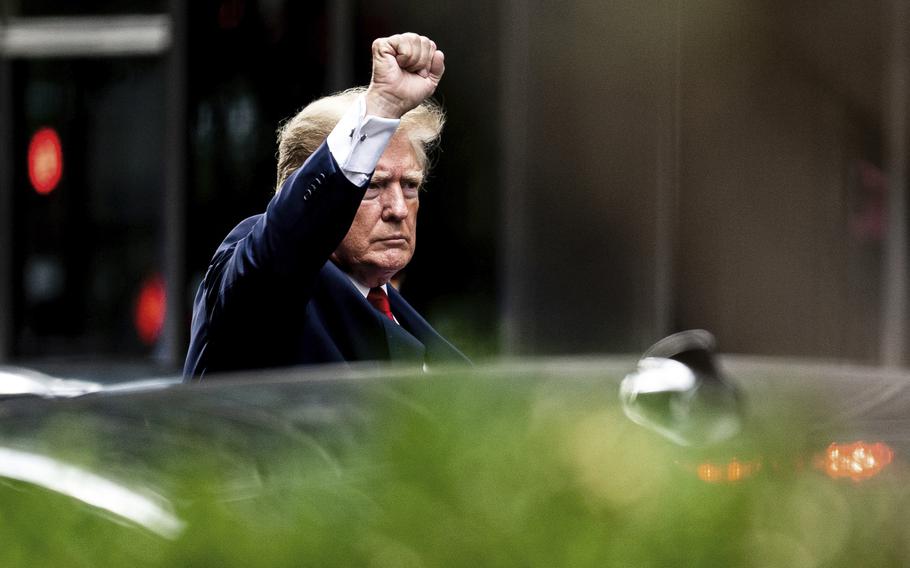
[368,250,412,268]
[353,252,406,278]
[374,261,410,275]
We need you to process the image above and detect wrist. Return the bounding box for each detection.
[365,88,405,119]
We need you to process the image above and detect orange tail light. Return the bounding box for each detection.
[816,441,894,481]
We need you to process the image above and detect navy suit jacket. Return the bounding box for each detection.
[183,141,469,380]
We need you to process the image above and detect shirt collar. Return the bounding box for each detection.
[343,273,388,299]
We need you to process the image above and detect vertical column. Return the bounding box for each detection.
[654,0,682,339]
[162,0,186,369]
[881,0,909,367]
[0,53,12,362]
[327,0,353,93]
[499,0,530,355]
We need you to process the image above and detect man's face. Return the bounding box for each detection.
[331,134,422,287]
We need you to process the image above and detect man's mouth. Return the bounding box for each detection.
[376,235,409,244]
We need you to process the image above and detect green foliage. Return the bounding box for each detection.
[1,372,909,567]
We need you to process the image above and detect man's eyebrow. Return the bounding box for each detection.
[371,171,425,184]
[402,171,425,184]
[370,171,391,184]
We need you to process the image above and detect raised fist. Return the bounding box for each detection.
[365,33,445,119]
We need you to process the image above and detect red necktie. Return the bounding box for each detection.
[367,287,395,321]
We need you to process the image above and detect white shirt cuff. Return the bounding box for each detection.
[326,95,400,186]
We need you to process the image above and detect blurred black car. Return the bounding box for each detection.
[0,349,909,567]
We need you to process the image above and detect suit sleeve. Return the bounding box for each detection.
[204,142,366,339]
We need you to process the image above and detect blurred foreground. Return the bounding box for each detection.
[0,358,909,566]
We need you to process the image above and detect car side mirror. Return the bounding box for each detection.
[620,330,743,446]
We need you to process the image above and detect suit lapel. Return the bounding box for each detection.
[316,262,388,361]
[379,316,426,363]
[317,262,425,364]
[388,287,471,366]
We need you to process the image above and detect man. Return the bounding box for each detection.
[183,33,469,380]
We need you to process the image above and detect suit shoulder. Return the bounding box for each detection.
[218,215,262,250]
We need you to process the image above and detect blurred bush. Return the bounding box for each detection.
[0,370,907,566]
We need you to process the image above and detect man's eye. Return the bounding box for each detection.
[364,184,381,199]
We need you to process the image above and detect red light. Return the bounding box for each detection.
[28,127,63,195]
[816,441,893,482]
[134,275,166,345]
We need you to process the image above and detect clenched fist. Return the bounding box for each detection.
[365,33,445,119]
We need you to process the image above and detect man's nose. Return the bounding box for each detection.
[381,184,409,221]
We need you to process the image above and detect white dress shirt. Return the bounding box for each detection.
[326,94,400,186]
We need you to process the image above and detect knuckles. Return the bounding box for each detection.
[372,33,440,85]
[377,33,435,60]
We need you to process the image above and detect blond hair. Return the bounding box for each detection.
[275,86,445,191]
